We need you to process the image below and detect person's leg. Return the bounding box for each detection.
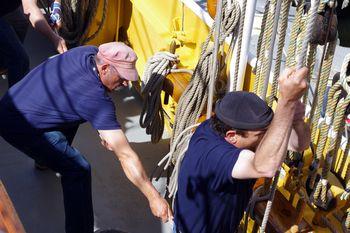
[0,18,29,87]
[1,131,94,233]
[61,125,80,145]
[35,125,79,170]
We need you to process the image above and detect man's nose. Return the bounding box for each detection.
[123,80,129,87]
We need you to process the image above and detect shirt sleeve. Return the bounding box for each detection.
[204,145,241,191]
[76,97,121,130]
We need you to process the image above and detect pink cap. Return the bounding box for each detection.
[97,42,139,81]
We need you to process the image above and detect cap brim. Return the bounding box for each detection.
[116,67,139,81]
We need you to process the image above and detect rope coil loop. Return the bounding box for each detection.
[140,52,179,143]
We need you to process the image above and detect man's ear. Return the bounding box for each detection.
[101,64,109,76]
[225,130,237,144]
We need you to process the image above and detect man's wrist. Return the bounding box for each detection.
[146,187,161,202]
[277,97,298,109]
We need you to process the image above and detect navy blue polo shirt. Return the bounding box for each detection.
[174,120,255,233]
[0,46,120,133]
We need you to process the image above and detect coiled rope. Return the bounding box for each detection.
[59,0,107,47]
[140,52,179,143]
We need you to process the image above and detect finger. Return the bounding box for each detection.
[161,211,168,223]
[282,67,295,77]
[168,207,174,220]
[62,41,68,52]
[294,67,309,81]
[58,47,64,54]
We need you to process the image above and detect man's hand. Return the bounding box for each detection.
[52,34,67,54]
[278,67,308,102]
[98,129,174,222]
[149,195,173,223]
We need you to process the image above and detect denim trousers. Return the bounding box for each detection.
[1,126,94,233]
[0,9,29,87]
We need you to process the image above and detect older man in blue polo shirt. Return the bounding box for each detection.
[0,42,172,233]
[174,67,311,233]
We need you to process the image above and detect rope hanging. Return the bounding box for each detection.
[151,0,240,200]
[59,0,107,47]
[260,170,280,232]
[308,82,342,190]
[232,0,247,91]
[257,0,280,99]
[295,14,307,68]
[336,55,350,231]
[302,43,317,104]
[267,0,292,106]
[313,95,350,208]
[311,53,349,211]
[140,52,179,143]
[310,40,337,142]
[259,0,321,231]
[253,0,270,94]
[170,0,240,164]
[286,0,305,67]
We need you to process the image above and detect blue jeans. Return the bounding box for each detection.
[0,16,29,87]
[1,126,94,233]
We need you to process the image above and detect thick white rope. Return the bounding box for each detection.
[296,0,321,69]
[260,170,280,232]
[141,52,178,89]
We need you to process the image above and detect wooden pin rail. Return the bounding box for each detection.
[0,181,25,233]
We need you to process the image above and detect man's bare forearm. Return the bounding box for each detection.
[117,150,160,201]
[253,98,297,176]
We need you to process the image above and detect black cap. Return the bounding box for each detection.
[215,91,273,130]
